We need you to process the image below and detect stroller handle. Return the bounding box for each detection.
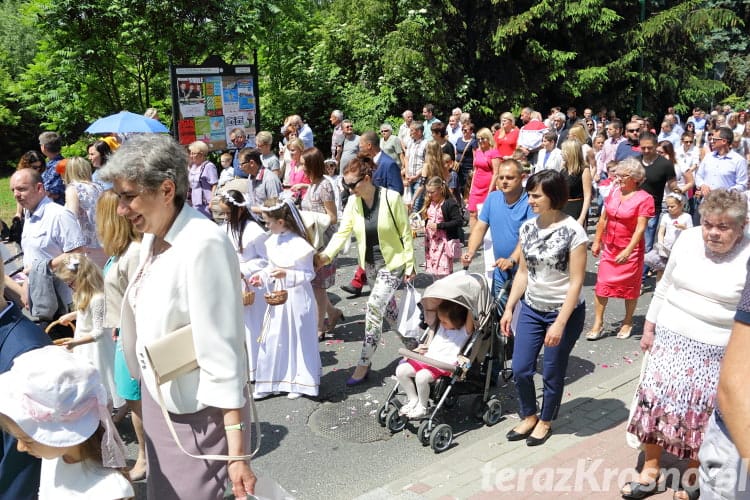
[397,348,457,372]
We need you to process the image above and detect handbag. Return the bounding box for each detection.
[143,325,261,461]
[396,282,423,339]
[626,350,649,449]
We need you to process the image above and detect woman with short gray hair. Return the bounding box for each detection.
[99,134,257,499]
[187,140,218,218]
[589,157,655,341]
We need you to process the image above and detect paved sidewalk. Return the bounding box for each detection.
[355,358,690,499]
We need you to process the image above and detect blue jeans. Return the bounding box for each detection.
[642,214,660,280]
[512,300,585,421]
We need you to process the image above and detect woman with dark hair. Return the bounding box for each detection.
[501,169,588,446]
[218,189,268,381]
[16,150,45,171]
[87,140,113,190]
[298,147,343,340]
[316,156,416,385]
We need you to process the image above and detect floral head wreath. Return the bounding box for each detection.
[219,191,251,208]
[259,192,307,236]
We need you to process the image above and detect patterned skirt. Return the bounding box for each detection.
[626,325,726,460]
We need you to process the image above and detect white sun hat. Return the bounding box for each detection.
[0,346,126,467]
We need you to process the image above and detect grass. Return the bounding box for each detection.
[0,174,18,222]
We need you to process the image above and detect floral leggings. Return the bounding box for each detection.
[358,264,403,366]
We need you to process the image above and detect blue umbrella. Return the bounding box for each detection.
[85,110,170,134]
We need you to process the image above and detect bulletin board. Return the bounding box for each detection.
[170,56,260,151]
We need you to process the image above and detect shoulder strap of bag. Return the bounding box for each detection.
[150,358,261,461]
[383,189,404,249]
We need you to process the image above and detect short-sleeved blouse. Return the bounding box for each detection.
[519,216,589,311]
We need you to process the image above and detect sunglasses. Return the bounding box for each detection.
[343,177,364,190]
[626,129,640,133]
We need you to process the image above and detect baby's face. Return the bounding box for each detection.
[221,158,232,169]
[437,311,460,330]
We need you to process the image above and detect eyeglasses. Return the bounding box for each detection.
[615,174,631,180]
[682,140,693,144]
[380,130,389,133]
[626,128,640,133]
[343,177,364,190]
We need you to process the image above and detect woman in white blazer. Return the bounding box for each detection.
[99,135,256,500]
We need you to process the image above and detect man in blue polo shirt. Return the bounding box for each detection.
[462,159,535,294]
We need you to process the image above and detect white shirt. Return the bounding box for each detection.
[39,457,133,500]
[646,227,750,346]
[22,197,85,270]
[426,325,468,365]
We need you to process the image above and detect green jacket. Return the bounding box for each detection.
[322,187,416,275]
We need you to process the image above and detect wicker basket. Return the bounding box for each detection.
[243,290,256,306]
[265,289,288,306]
[52,337,74,346]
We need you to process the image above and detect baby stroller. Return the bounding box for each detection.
[376,270,513,453]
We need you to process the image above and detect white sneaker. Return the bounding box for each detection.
[287,392,303,400]
[407,405,428,419]
[399,400,417,416]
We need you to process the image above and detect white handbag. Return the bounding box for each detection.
[144,325,261,461]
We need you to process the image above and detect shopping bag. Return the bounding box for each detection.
[625,350,649,449]
[396,283,422,339]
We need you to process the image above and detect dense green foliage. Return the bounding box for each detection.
[0,0,747,167]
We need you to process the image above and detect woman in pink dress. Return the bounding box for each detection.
[589,157,655,340]
[467,128,501,229]
[285,138,311,202]
[493,112,519,159]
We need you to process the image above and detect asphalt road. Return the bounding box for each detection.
[125,219,652,499]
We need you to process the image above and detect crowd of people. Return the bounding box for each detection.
[0,101,749,499]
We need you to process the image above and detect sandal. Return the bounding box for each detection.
[586,327,605,341]
[617,325,633,340]
[620,476,664,499]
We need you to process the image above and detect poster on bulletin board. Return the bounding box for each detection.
[170,56,260,152]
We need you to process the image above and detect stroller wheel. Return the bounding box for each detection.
[482,399,504,426]
[377,403,390,427]
[386,407,407,433]
[417,420,433,446]
[429,424,453,453]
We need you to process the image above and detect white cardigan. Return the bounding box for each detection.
[120,205,248,414]
[646,226,750,347]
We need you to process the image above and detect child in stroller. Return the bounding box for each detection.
[396,300,471,419]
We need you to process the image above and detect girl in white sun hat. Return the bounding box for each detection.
[0,346,133,499]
